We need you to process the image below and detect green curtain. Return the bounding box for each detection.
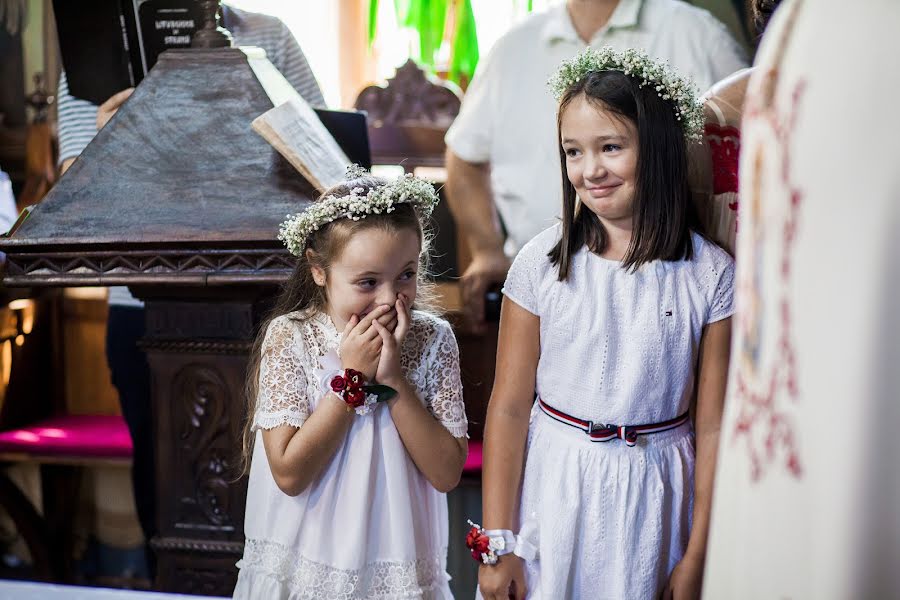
[367,0,480,85]
[447,0,478,84]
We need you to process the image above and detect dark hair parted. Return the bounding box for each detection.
[238,175,437,474]
[548,70,701,279]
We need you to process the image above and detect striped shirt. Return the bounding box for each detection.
[57,4,325,164]
[55,5,325,307]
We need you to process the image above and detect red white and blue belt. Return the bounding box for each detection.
[538,398,689,447]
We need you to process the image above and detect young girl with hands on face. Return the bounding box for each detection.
[472,48,734,600]
[232,167,468,600]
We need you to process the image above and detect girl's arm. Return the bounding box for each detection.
[666,316,732,598]
[482,298,540,530]
[373,297,467,493]
[686,316,732,560]
[261,398,355,497]
[477,297,539,600]
[383,378,467,493]
[260,307,390,497]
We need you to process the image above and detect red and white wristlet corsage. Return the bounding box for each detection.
[465,521,517,565]
[328,368,396,416]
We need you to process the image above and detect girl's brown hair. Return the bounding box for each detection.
[238,175,437,473]
[549,70,701,279]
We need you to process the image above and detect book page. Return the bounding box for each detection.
[245,48,350,192]
[252,98,350,192]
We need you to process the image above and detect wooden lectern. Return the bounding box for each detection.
[0,41,311,595]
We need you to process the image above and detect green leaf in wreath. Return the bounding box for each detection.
[364,384,398,403]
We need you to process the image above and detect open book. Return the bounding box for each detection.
[252,97,352,193]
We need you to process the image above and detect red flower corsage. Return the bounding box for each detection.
[465,521,515,565]
[329,369,396,415]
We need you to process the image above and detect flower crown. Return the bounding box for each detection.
[278,165,439,256]
[548,46,705,141]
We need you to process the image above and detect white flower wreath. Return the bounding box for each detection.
[278,165,439,256]
[548,46,705,141]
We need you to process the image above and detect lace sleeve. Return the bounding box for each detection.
[254,316,310,430]
[424,320,468,438]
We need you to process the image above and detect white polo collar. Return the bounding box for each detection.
[541,0,645,45]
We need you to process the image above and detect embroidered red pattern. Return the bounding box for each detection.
[731,80,807,482]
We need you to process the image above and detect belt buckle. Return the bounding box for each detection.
[587,421,614,434]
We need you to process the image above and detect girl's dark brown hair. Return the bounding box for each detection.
[548,70,701,279]
[238,175,437,473]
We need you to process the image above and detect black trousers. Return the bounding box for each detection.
[105,305,156,572]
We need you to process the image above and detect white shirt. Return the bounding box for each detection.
[445,0,748,254]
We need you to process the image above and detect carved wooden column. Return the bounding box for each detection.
[137,289,270,595]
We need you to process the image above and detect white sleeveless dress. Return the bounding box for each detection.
[490,225,734,599]
[233,310,468,600]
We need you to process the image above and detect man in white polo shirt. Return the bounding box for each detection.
[445,0,747,331]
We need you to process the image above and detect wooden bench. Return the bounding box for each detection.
[0,290,135,583]
[0,415,133,582]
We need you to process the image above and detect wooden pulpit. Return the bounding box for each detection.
[0,47,311,595]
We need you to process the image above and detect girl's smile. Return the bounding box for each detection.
[560,94,639,227]
[585,181,623,198]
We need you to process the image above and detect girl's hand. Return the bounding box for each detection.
[375,304,399,334]
[371,294,411,385]
[661,553,704,600]
[339,305,392,380]
[478,554,526,600]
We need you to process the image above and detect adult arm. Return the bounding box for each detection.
[445,150,510,333]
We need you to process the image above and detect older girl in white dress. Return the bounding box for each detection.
[472,48,734,600]
[232,169,468,600]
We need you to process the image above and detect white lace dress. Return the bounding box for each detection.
[492,225,734,600]
[233,310,468,600]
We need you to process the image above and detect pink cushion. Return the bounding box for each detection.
[463,440,483,474]
[0,415,133,459]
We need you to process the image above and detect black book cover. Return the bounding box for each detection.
[125,0,203,80]
[53,0,134,104]
[54,0,203,105]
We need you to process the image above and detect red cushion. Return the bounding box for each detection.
[463,440,482,474]
[0,415,133,459]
